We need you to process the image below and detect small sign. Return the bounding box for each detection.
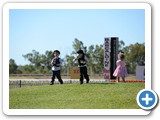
[70,69,80,79]
[136,66,145,80]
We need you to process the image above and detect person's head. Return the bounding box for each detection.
[118,53,125,60]
[118,50,124,54]
[77,50,84,57]
[53,50,60,57]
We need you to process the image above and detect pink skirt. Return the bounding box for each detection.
[113,66,128,77]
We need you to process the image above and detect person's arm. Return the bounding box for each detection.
[72,55,81,64]
[51,58,57,66]
[116,60,120,66]
[82,56,88,64]
[51,59,54,65]
[74,55,81,61]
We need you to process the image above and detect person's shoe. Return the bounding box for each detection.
[50,82,54,85]
[86,80,89,83]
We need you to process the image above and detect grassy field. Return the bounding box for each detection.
[9,82,144,109]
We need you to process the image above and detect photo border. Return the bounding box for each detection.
[3,2,151,115]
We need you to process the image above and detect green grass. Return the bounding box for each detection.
[9,83,144,109]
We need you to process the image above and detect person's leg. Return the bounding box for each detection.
[117,77,120,82]
[50,71,55,85]
[79,67,84,84]
[55,70,63,84]
[83,67,90,83]
[122,77,126,82]
[121,67,126,82]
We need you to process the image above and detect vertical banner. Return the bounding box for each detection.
[104,38,110,82]
[110,37,119,79]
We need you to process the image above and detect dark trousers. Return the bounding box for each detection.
[79,66,90,84]
[51,70,63,84]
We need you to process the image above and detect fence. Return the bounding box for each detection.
[9,74,137,89]
[9,80,50,89]
[9,79,81,89]
[9,73,104,79]
[9,79,108,89]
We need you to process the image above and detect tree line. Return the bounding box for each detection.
[9,38,145,75]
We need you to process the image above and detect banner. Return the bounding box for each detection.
[110,37,119,79]
[104,38,110,81]
[70,69,80,79]
[104,37,119,81]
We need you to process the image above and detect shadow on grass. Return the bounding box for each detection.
[87,82,118,85]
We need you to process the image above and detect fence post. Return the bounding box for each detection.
[20,80,21,88]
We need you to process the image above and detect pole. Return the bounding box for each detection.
[20,80,21,88]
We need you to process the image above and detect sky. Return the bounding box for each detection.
[9,9,145,65]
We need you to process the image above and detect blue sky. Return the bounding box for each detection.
[9,9,145,65]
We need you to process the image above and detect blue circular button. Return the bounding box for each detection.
[137,89,158,110]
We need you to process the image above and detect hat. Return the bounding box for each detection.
[53,50,60,55]
[77,50,84,54]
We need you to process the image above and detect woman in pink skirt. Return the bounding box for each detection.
[113,53,128,82]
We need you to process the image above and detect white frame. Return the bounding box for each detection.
[3,2,151,115]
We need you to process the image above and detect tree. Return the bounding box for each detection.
[19,39,144,75]
[42,50,53,70]
[72,38,87,54]
[88,44,104,74]
[22,65,35,74]
[118,40,125,50]
[122,43,145,74]
[9,59,18,74]
[63,38,88,68]
[22,50,54,74]
[64,38,104,74]
[23,50,41,68]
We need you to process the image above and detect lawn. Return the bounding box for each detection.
[9,83,144,109]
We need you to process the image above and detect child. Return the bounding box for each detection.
[50,50,63,85]
[113,53,128,82]
[73,50,90,84]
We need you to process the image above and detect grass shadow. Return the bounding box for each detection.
[88,82,118,85]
